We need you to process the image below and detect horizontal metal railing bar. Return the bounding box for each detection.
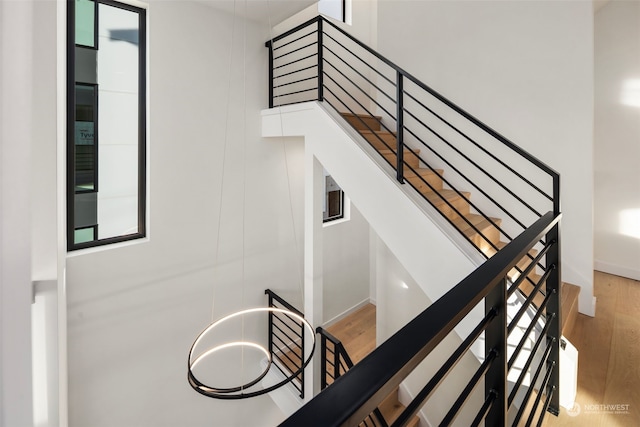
[320,17,560,182]
[273,316,303,341]
[322,44,396,104]
[279,212,559,427]
[272,98,317,108]
[271,29,317,52]
[537,386,555,427]
[508,267,554,335]
[508,336,554,407]
[266,16,320,47]
[273,76,318,90]
[272,360,303,394]
[323,30,396,87]
[507,243,554,297]
[471,391,496,427]
[404,90,552,203]
[437,349,497,427]
[271,304,305,326]
[273,41,318,62]
[323,79,397,140]
[391,311,497,427]
[404,102,543,222]
[272,324,303,351]
[274,53,318,71]
[523,362,555,427]
[273,335,302,363]
[273,87,318,98]
[265,289,304,316]
[324,58,396,122]
[274,64,318,80]
[273,351,303,382]
[508,306,555,371]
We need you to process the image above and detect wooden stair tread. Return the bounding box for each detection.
[379,147,420,155]
[341,112,382,121]
[423,188,469,203]
[341,113,382,132]
[451,213,501,236]
[560,282,580,338]
[404,167,444,178]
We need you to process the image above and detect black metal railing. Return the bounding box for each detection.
[266,16,561,299]
[317,328,389,427]
[265,289,307,399]
[279,212,562,426]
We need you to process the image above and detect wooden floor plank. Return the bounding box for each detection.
[543,272,640,427]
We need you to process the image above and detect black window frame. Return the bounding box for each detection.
[67,0,147,251]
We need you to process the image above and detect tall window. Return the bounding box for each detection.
[67,0,146,250]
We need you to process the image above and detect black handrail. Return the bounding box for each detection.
[279,212,561,426]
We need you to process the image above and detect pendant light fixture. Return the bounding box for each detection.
[187,0,315,400]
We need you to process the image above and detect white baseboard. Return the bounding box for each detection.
[322,298,373,328]
[595,259,640,281]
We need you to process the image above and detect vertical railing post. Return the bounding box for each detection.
[317,18,324,102]
[334,343,340,380]
[300,316,306,399]
[552,174,561,216]
[318,332,327,390]
[396,70,404,183]
[545,222,561,415]
[267,41,274,108]
[484,278,507,426]
[265,290,274,361]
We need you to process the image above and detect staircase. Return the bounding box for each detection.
[323,304,420,427]
[266,15,569,426]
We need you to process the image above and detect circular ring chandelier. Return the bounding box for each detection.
[188,307,316,399]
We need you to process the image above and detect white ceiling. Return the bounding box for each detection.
[195,0,317,24]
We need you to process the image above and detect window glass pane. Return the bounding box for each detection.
[96,3,140,240]
[74,227,97,244]
[75,84,96,192]
[75,0,96,47]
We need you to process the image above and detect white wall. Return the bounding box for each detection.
[374,234,481,427]
[64,2,306,426]
[1,1,35,425]
[594,1,640,281]
[376,0,596,315]
[323,203,371,323]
